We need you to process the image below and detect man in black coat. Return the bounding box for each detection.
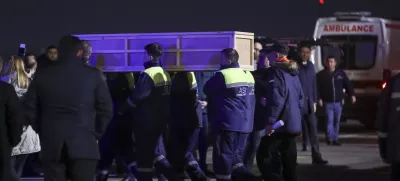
[0,81,23,181]
[23,35,113,181]
[296,44,327,165]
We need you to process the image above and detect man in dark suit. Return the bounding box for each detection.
[23,35,113,181]
[0,81,23,181]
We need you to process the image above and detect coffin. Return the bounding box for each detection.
[74,31,254,72]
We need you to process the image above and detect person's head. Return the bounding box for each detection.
[144,42,163,62]
[46,45,58,61]
[58,35,83,58]
[24,53,37,70]
[272,42,289,60]
[82,40,92,60]
[254,41,263,61]
[298,44,312,62]
[257,50,271,69]
[9,55,29,88]
[220,48,239,66]
[325,56,337,71]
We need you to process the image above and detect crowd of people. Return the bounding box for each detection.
[0,34,372,181]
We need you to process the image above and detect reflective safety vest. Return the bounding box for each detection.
[244,70,256,131]
[134,66,172,125]
[215,68,255,132]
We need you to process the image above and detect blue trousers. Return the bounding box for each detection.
[134,125,179,181]
[323,102,342,142]
[168,126,206,180]
[198,113,209,170]
[243,131,261,169]
[213,130,248,181]
[97,114,136,175]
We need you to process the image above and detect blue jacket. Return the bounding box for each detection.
[316,69,355,103]
[129,61,171,129]
[204,63,254,133]
[297,60,317,114]
[195,72,215,113]
[376,74,400,163]
[170,72,202,128]
[265,61,304,134]
[244,71,256,132]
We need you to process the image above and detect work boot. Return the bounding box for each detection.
[95,173,109,181]
[312,158,328,165]
[332,141,342,146]
[121,175,136,181]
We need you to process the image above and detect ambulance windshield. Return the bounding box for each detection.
[320,35,377,70]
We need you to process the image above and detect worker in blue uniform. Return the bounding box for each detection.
[204,48,255,181]
[125,43,181,181]
[168,71,209,181]
[96,72,137,181]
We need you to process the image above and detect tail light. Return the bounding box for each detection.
[382,69,391,89]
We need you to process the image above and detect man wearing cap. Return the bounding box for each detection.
[256,43,304,181]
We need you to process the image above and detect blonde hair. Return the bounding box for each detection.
[9,56,29,89]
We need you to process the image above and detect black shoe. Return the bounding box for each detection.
[312,158,328,165]
[326,141,332,145]
[205,170,215,178]
[120,175,136,181]
[301,145,308,151]
[332,141,342,146]
[96,174,109,181]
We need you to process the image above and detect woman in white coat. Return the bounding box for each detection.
[1,56,40,181]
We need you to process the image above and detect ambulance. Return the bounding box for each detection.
[312,12,400,128]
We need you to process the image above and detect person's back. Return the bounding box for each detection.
[23,35,113,181]
[0,81,22,181]
[133,65,171,128]
[170,72,200,128]
[205,66,251,132]
[270,60,304,134]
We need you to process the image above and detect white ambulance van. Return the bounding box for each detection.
[312,12,400,128]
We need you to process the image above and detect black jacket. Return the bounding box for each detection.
[23,53,113,161]
[0,82,22,181]
[316,69,354,103]
[253,67,273,131]
[297,60,317,114]
[170,72,202,128]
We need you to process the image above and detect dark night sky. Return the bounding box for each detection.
[0,0,397,57]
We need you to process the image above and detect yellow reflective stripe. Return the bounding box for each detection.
[232,163,244,170]
[187,72,197,89]
[144,67,171,87]
[220,68,249,88]
[125,73,135,89]
[215,174,231,179]
[244,71,255,86]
